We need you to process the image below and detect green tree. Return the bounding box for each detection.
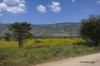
[8,22,32,48]
[4,32,12,41]
[80,15,100,46]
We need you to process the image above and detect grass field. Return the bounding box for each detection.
[0,38,100,66]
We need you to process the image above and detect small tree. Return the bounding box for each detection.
[8,22,32,48]
[80,15,100,46]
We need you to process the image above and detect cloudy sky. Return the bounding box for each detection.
[0,0,100,24]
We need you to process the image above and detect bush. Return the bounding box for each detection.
[34,39,41,43]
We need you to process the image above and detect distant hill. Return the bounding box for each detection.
[0,22,81,37]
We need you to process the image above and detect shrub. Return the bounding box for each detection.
[34,39,41,43]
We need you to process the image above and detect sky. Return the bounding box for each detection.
[0,0,100,24]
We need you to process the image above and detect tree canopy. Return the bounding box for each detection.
[8,22,32,48]
[80,15,100,46]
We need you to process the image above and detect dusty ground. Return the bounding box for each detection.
[36,53,100,66]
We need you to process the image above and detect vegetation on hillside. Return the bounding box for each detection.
[0,23,80,37]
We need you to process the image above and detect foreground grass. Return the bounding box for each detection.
[0,38,100,66]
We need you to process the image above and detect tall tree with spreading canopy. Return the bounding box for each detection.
[80,15,100,46]
[8,22,32,48]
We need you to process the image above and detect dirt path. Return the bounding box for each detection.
[36,53,100,66]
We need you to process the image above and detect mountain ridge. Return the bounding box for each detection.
[0,22,81,37]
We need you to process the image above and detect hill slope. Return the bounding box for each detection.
[0,22,80,37]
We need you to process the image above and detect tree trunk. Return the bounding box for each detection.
[18,39,24,48]
[19,40,21,48]
[95,40,98,46]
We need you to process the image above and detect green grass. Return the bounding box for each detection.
[0,38,100,66]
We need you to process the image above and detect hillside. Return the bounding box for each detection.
[0,22,81,37]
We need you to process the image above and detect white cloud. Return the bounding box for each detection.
[18,3,25,8]
[21,0,25,3]
[48,1,61,12]
[0,0,26,15]
[7,6,26,13]
[0,3,8,10]
[0,9,2,11]
[0,13,3,16]
[3,0,25,5]
[36,5,47,13]
[72,0,75,2]
[97,1,100,4]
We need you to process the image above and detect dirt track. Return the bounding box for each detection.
[36,53,100,66]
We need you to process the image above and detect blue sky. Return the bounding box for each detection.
[0,0,100,24]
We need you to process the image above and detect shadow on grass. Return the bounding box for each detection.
[73,41,96,47]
